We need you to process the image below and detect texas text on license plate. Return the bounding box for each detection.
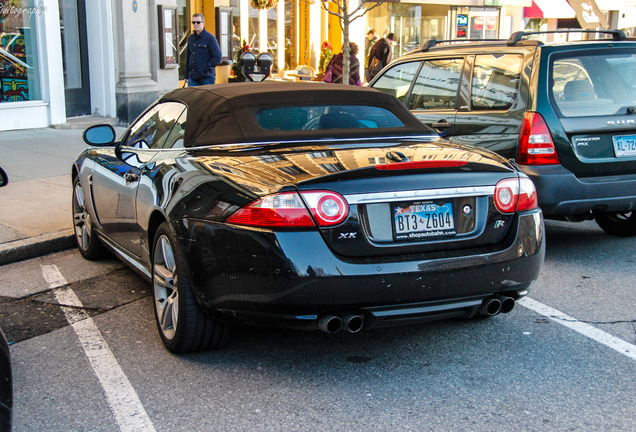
[613,134,636,157]
[392,201,456,241]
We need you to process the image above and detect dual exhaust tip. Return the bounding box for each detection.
[318,314,364,334]
[319,296,515,333]
[479,295,516,316]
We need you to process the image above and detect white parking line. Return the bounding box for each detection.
[519,297,636,362]
[41,264,156,432]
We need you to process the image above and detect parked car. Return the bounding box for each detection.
[73,82,544,353]
[370,29,636,236]
[0,166,12,432]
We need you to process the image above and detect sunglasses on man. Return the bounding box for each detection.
[192,21,202,24]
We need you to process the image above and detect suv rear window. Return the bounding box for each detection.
[552,52,636,117]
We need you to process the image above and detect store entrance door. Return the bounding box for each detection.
[59,0,91,117]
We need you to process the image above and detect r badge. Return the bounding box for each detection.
[494,220,505,229]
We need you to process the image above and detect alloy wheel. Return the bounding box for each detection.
[153,235,179,340]
[73,183,92,250]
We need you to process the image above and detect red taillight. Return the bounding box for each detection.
[494,177,538,213]
[226,191,348,228]
[310,192,349,226]
[518,112,560,165]
[375,160,468,170]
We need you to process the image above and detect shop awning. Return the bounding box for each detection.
[568,0,608,29]
[524,0,576,19]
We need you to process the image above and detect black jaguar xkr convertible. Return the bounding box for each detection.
[72,83,544,353]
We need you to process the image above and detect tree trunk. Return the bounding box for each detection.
[342,0,350,84]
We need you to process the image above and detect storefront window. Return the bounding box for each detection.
[366,4,447,59]
[454,7,500,40]
[248,4,259,52]
[267,7,277,72]
[422,17,444,40]
[232,0,241,61]
[59,0,81,89]
[0,0,41,102]
[389,4,421,58]
[284,0,296,70]
[177,0,189,80]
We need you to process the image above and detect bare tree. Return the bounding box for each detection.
[320,0,385,84]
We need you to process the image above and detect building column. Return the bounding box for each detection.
[86,0,116,118]
[113,0,159,124]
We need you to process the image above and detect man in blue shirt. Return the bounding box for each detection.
[185,14,222,86]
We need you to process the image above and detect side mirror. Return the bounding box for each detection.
[83,124,116,146]
[0,166,7,187]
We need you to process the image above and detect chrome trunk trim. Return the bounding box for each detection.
[344,186,495,204]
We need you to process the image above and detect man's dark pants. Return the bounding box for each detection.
[189,76,215,86]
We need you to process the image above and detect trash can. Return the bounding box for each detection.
[215,60,234,84]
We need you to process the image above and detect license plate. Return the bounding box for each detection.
[613,134,636,157]
[392,201,456,241]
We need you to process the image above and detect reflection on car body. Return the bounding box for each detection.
[72,82,544,353]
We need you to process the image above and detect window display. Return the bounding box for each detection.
[0,0,41,102]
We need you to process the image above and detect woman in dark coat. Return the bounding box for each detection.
[329,42,362,86]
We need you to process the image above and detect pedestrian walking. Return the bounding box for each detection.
[364,29,378,82]
[367,32,397,81]
[184,13,222,86]
[327,42,362,86]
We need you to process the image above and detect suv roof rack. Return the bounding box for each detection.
[418,38,506,52]
[507,29,627,45]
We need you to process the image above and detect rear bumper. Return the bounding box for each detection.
[172,210,544,328]
[519,165,636,217]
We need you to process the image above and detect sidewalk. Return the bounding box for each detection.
[0,117,125,265]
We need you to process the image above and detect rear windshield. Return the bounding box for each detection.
[255,105,405,131]
[551,52,636,117]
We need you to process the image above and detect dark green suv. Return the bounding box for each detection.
[370,30,636,236]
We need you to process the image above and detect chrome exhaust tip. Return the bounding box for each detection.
[318,315,343,334]
[497,295,516,314]
[479,297,502,316]
[343,314,364,333]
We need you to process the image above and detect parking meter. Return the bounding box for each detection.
[239,51,273,82]
[256,53,273,79]
[239,51,256,80]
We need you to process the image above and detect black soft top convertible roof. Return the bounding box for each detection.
[159,82,431,147]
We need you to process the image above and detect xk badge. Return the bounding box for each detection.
[338,232,357,239]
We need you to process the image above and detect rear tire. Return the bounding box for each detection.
[594,211,636,237]
[72,177,109,260]
[152,222,232,353]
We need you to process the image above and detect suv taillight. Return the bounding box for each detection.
[226,191,349,228]
[494,177,538,213]
[518,112,560,165]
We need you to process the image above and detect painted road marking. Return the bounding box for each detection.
[519,297,636,362]
[41,264,156,432]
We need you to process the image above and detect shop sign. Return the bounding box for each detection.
[457,15,468,27]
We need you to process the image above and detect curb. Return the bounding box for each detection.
[0,229,76,266]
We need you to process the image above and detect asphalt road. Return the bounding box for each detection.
[1,220,635,432]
